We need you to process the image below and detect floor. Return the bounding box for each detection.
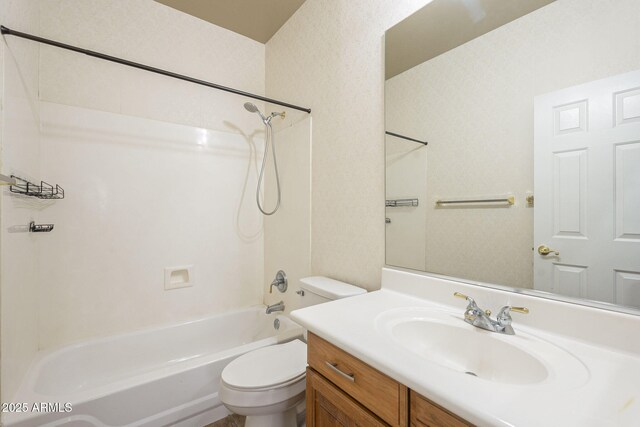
[205,414,246,427]
[206,410,306,426]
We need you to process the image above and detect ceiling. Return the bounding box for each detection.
[386,0,555,79]
[155,0,306,43]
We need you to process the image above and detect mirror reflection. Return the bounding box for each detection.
[385,0,640,310]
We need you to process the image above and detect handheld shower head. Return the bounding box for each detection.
[242,101,285,216]
[244,102,285,123]
[244,102,268,122]
[243,102,259,113]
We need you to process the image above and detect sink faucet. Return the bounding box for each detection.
[266,300,285,314]
[454,292,528,335]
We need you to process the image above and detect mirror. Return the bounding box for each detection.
[385,0,640,312]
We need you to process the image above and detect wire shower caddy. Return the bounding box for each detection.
[9,175,64,199]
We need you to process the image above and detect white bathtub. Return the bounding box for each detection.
[3,307,303,427]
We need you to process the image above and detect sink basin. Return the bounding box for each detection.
[391,318,547,384]
[376,307,589,387]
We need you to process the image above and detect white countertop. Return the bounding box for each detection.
[291,270,640,427]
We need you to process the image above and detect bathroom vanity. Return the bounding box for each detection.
[291,268,640,427]
[306,332,470,426]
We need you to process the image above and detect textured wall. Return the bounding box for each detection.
[39,0,265,134]
[266,0,432,290]
[386,0,640,289]
[0,0,41,403]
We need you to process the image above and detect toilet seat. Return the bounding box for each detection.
[220,340,308,414]
[223,371,306,392]
[221,340,307,391]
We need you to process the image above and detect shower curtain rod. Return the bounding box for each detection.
[0,25,312,114]
[385,131,428,145]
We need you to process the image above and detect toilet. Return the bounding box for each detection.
[220,276,366,427]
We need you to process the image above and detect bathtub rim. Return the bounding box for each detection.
[35,304,277,355]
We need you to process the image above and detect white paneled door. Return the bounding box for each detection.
[534,70,640,308]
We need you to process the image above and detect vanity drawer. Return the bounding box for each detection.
[307,367,387,427]
[307,332,408,427]
[410,390,473,427]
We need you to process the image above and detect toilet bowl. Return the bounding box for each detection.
[220,339,307,427]
[220,276,366,426]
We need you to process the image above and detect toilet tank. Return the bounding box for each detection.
[298,276,366,309]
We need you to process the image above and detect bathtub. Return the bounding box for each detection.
[3,307,303,427]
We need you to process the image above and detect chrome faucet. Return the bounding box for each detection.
[266,300,285,314]
[454,292,529,335]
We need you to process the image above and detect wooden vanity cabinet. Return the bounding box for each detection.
[410,390,473,427]
[307,332,474,427]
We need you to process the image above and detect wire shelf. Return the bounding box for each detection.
[9,175,64,199]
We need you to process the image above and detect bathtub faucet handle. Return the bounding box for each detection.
[269,270,288,294]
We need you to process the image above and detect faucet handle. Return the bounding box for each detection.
[497,305,529,327]
[269,270,288,294]
[453,292,477,308]
[455,292,484,324]
[498,306,529,316]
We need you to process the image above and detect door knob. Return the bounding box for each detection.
[537,245,559,256]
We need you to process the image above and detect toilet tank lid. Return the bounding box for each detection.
[299,276,366,300]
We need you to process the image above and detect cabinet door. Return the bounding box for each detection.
[307,368,388,427]
[410,391,474,427]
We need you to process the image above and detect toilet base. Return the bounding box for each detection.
[245,407,297,427]
[221,389,305,427]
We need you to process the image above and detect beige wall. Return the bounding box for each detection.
[39,0,265,134]
[266,0,432,290]
[0,0,41,402]
[386,0,640,289]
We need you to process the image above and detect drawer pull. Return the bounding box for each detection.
[325,361,355,382]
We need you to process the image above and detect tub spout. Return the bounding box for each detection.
[266,301,285,314]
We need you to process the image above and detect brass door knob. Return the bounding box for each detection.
[537,245,559,256]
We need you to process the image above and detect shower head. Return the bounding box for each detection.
[244,101,268,122]
[244,102,285,124]
[244,102,259,113]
